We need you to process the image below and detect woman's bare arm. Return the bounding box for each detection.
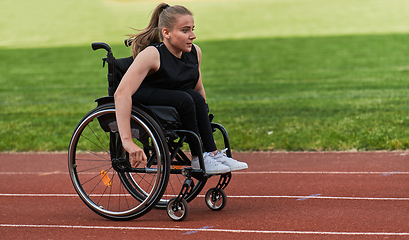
[114,46,159,167]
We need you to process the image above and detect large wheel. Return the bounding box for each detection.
[68,103,170,220]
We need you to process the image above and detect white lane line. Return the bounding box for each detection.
[227,195,409,201]
[0,194,77,197]
[1,171,409,175]
[0,224,408,236]
[0,172,67,175]
[1,193,408,201]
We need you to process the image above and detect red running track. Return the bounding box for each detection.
[0,152,408,239]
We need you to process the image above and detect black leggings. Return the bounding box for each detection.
[132,87,217,156]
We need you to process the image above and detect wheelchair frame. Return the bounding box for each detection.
[68,41,232,221]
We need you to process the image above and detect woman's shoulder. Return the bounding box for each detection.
[193,43,201,52]
[133,45,160,70]
[193,44,201,55]
[138,45,160,58]
[151,42,165,48]
[145,42,167,57]
[193,44,201,63]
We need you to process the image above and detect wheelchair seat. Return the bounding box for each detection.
[147,105,180,126]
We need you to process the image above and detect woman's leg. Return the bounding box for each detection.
[184,89,217,153]
[185,89,248,172]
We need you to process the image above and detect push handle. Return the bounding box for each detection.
[91,42,115,96]
[124,39,132,47]
[92,42,112,53]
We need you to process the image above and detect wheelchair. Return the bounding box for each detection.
[68,41,232,221]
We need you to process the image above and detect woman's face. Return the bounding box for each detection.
[164,14,196,55]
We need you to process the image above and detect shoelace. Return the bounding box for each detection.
[203,153,222,166]
[220,148,228,156]
[216,149,242,164]
[213,148,229,159]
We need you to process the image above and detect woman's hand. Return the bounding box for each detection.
[122,140,147,168]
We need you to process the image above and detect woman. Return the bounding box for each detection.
[114,3,248,174]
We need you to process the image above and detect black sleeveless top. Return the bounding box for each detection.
[139,42,199,91]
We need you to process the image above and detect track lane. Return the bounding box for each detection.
[0,152,408,239]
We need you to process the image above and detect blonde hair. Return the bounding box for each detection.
[127,3,193,58]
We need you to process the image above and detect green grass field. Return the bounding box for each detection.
[1,0,409,151]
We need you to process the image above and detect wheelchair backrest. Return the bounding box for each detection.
[112,56,134,95]
[92,41,134,96]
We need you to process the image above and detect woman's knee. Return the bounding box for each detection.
[185,89,207,110]
[186,89,205,102]
[175,91,196,114]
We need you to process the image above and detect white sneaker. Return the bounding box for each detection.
[191,154,230,174]
[212,149,248,171]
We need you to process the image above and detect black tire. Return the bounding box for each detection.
[166,197,189,221]
[68,104,170,220]
[205,188,227,211]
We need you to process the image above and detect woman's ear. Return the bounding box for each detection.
[162,28,170,39]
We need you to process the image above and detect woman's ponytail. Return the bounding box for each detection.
[128,3,169,58]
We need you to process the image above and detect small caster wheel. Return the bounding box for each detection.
[167,197,189,221]
[205,188,227,211]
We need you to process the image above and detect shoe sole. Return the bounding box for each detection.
[191,166,230,174]
[226,165,248,172]
[206,167,231,174]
